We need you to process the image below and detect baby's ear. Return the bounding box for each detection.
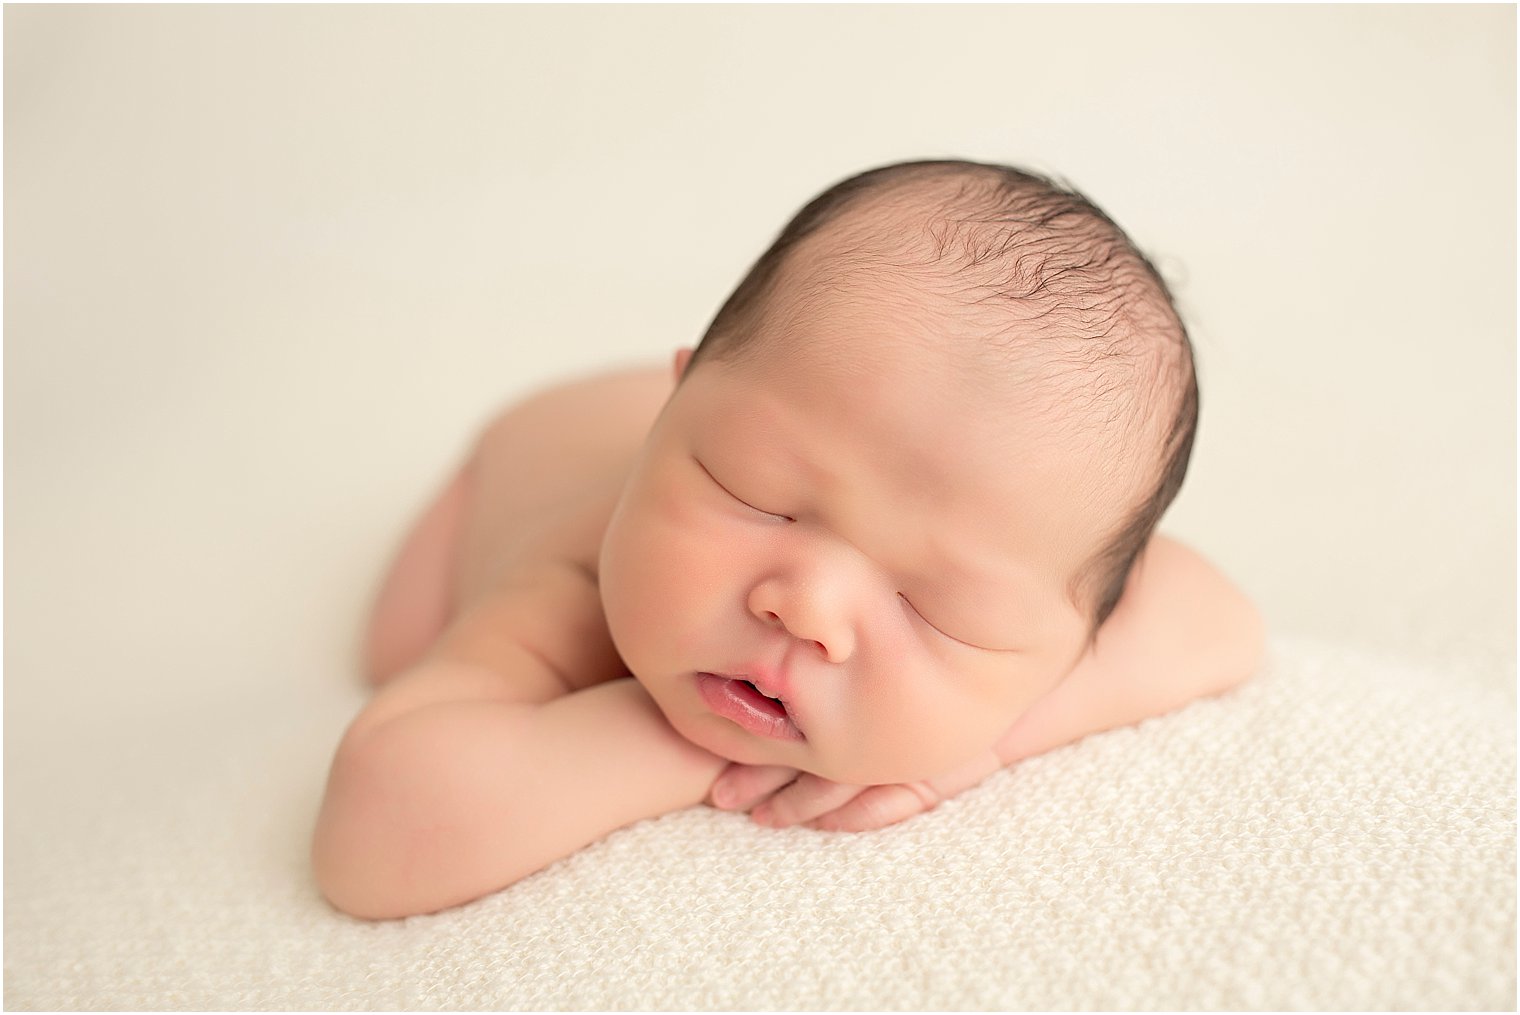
[672,347,695,381]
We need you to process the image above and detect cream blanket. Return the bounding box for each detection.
[5,636,1513,1010]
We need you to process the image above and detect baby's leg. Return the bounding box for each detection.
[362,459,473,686]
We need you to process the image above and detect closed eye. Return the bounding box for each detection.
[899,593,992,651]
[693,456,793,522]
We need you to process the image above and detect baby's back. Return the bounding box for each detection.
[452,365,673,609]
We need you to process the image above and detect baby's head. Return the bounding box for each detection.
[600,159,1197,785]
[690,159,1197,631]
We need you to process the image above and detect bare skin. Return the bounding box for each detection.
[312,346,1264,921]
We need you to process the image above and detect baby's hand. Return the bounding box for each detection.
[706,751,1003,832]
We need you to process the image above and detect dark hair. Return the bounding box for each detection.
[691,159,1198,636]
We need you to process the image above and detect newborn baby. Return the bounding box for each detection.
[314,159,1264,919]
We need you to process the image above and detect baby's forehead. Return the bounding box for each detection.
[744,304,1135,496]
[736,169,1180,499]
[741,333,1158,587]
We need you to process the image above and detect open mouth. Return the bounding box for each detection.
[695,673,804,741]
[735,679,788,717]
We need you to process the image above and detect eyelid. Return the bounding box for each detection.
[693,456,793,522]
[899,593,987,651]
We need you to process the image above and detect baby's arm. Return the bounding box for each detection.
[312,563,726,919]
[712,534,1264,830]
[991,534,1265,765]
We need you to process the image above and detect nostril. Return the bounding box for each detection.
[810,640,826,656]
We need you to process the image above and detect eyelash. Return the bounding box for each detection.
[900,593,972,647]
[695,457,793,522]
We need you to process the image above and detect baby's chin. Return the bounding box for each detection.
[638,673,992,785]
[658,700,797,768]
[671,713,965,786]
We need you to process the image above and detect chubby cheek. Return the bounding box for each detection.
[823,651,1042,786]
[600,481,742,678]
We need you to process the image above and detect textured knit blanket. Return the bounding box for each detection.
[5,636,1514,1010]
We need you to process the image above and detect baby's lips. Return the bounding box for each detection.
[725,662,793,705]
[695,672,805,741]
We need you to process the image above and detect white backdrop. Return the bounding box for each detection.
[5,6,1514,1008]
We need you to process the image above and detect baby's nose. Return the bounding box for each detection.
[748,579,855,663]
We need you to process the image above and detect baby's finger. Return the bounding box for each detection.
[708,763,798,811]
[806,782,939,833]
[752,774,862,828]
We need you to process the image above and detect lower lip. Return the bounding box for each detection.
[696,673,805,741]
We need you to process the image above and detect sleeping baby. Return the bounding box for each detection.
[313,158,1265,919]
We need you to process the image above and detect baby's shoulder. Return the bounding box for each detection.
[453,365,672,602]
[471,365,671,491]
[482,366,673,441]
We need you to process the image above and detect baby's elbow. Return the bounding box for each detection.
[1215,585,1267,696]
[311,734,414,920]
[312,705,543,920]
[312,723,472,921]
[312,831,396,921]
